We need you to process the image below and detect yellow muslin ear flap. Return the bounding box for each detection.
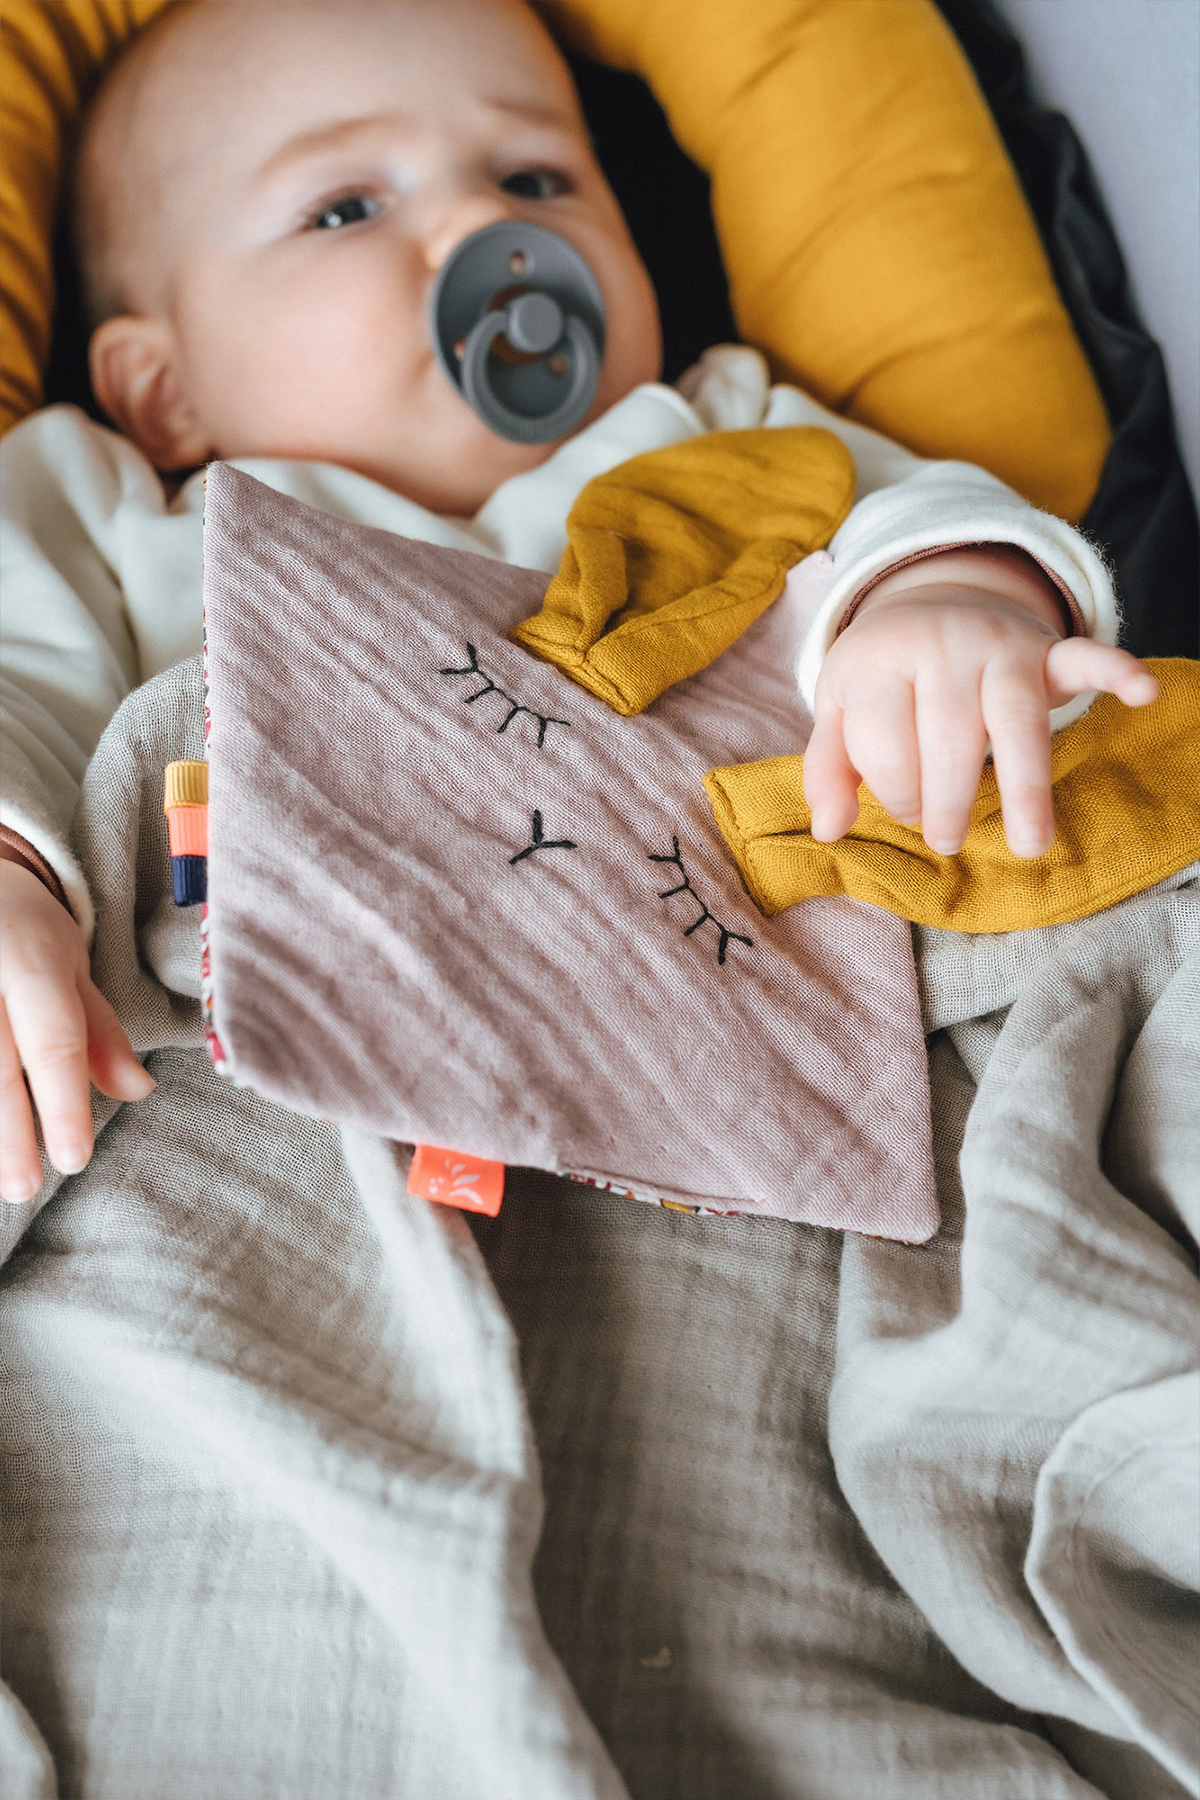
[704,660,1200,933]
[511,426,855,715]
[0,0,172,435]
[537,0,1111,522]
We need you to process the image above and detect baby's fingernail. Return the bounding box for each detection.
[2,1176,39,1204]
[57,1143,92,1174]
[930,839,962,857]
[1012,836,1051,859]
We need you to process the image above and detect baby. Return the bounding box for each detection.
[0,0,1156,1205]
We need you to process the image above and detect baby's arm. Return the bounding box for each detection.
[1,844,153,1203]
[741,356,1153,853]
[0,409,172,1202]
[804,544,1157,856]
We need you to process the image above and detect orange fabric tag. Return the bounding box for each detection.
[407,1144,504,1216]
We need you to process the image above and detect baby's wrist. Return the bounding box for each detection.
[846,544,1073,637]
[1,840,44,877]
[0,831,69,908]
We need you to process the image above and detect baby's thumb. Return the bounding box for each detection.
[1045,638,1160,709]
[80,976,156,1100]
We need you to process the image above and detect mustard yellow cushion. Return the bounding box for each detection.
[540,0,1111,521]
[0,0,166,436]
[703,659,1200,933]
[2,0,1110,524]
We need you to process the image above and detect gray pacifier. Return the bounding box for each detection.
[430,222,606,444]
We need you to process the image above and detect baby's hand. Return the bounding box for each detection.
[0,849,154,1203]
[804,547,1159,857]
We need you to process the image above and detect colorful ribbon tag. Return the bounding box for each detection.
[164,760,209,905]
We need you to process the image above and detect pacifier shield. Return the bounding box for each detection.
[430,222,606,444]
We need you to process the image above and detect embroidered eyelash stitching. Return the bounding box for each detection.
[648,837,753,966]
[439,643,571,747]
[510,810,578,864]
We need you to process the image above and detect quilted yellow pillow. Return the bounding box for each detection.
[1,0,1109,522]
[0,0,165,435]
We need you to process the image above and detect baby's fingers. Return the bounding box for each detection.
[0,1000,43,1203]
[4,969,96,1179]
[982,661,1055,857]
[80,976,155,1101]
[804,697,863,842]
[841,681,922,835]
[913,682,988,856]
[1045,639,1160,709]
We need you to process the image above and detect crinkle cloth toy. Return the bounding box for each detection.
[201,462,938,1240]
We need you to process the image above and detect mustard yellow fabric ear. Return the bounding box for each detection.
[511,427,855,715]
[703,659,1199,933]
[0,0,172,435]
[538,0,1111,522]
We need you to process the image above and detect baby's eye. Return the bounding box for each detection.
[500,168,571,201]
[308,194,381,230]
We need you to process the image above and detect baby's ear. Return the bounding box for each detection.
[89,316,211,471]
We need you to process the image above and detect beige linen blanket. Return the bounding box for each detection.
[1,656,1196,1800]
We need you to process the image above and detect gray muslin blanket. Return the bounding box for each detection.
[2,651,1197,1800]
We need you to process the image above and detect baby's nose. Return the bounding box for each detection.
[422,191,515,275]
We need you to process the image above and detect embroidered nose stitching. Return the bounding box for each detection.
[509,810,578,864]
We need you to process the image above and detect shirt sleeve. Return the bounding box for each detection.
[0,408,166,939]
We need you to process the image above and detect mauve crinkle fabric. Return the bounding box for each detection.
[202,465,936,1238]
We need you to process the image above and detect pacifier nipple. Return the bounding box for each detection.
[430,222,606,444]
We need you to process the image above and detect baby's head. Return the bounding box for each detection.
[75,0,662,511]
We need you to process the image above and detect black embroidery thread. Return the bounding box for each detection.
[510,811,578,864]
[439,643,570,748]
[648,837,753,966]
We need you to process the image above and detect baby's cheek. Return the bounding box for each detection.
[188,279,420,458]
[598,259,662,404]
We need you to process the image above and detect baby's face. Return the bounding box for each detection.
[85,0,662,510]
